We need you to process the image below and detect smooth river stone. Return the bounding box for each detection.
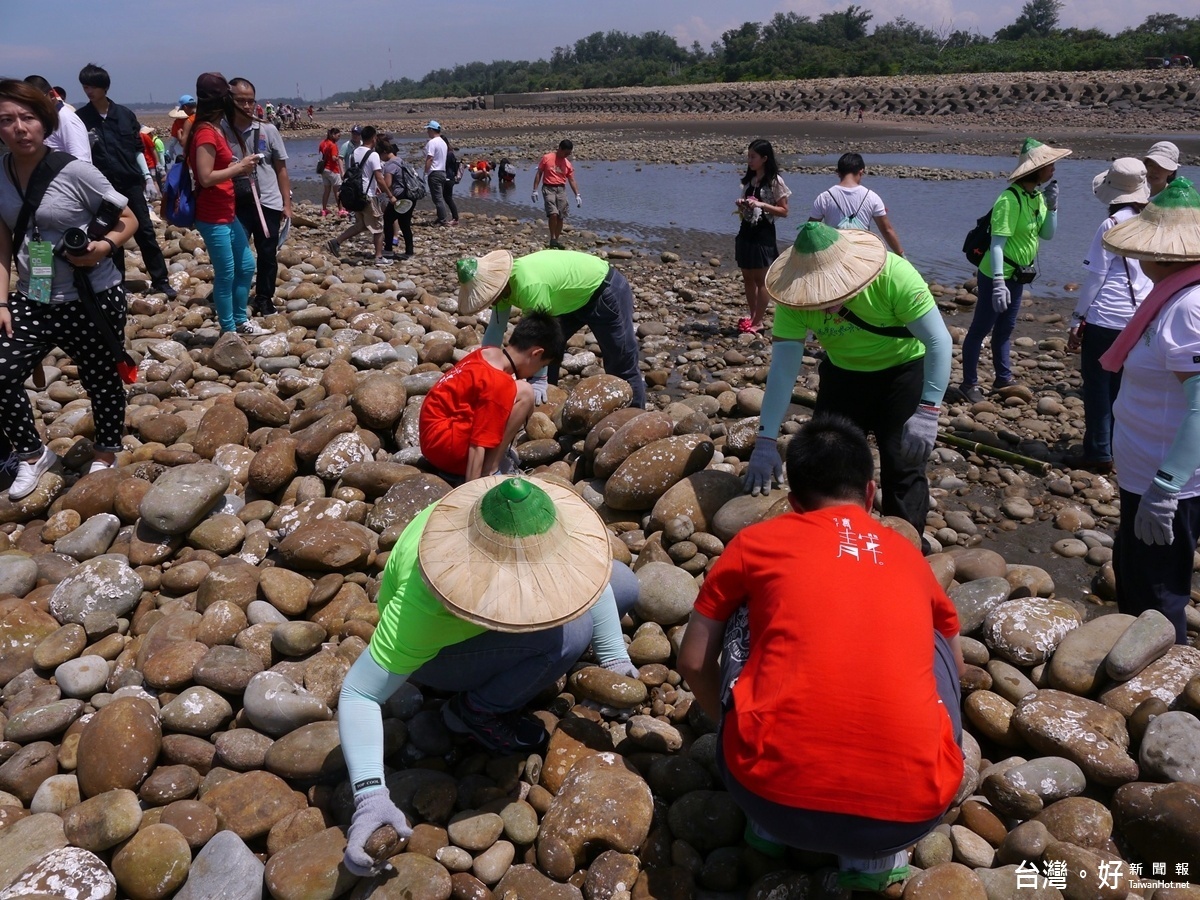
[948,576,1010,634]
[604,434,715,511]
[263,827,358,900]
[1034,796,1114,849]
[1046,614,1134,695]
[276,520,373,571]
[593,411,674,479]
[447,811,504,853]
[263,721,343,780]
[560,374,634,436]
[111,823,192,900]
[633,561,698,626]
[138,462,231,536]
[1105,608,1177,682]
[568,666,648,708]
[241,671,331,737]
[1139,710,1200,784]
[174,829,264,900]
[61,788,143,852]
[160,687,234,736]
[982,756,1087,818]
[1012,689,1138,786]
[76,697,161,798]
[201,770,306,840]
[0,846,115,900]
[3,699,83,743]
[903,862,987,899]
[47,557,144,626]
[982,598,1081,665]
[1098,645,1200,716]
[0,554,39,598]
[1112,782,1200,872]
[53,513,120,561]
[0,813,68,893]
[29,774,81,815]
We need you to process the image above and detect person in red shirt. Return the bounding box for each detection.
[530,139,581,249]
[420,311,563,482]
[678,414,965,893]
[318,126,343,217]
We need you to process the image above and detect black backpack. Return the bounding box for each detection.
[339,147,375,212]
[962,186,1019,268]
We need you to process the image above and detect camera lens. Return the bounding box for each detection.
[62,227,89,255]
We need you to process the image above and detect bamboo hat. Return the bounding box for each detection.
[418,475,613,633]
[765,222,887,309]
[1092,158,1150,207]
[457,250,514,315]
[1102,177,1200,262]
[1008,138,1072,182]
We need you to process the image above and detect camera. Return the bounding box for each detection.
[57,200,123,257]
[59,227,91,256]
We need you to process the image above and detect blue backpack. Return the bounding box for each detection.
[162,159,196,227]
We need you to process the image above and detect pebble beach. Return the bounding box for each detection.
[1,71,1199,900]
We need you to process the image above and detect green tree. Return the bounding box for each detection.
[995,0,1063,41]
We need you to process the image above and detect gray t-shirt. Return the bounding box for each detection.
[221,120,289,210]
[0,155,126,303]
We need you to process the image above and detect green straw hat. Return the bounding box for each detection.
[418,475,613,632]
[1102,177,1200,262]
[765,222,888,309]
[1008,137,1072,182]
[457,249,513,315]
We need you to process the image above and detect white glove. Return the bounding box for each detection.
[991,279,1011,313]
[528,373,548,405]
[1134,483,1178,546]
[575,194,582,208]
[531,191,540,204]
[1041,180,1059,211]
[344,788,411,876]
[601,658,640,680]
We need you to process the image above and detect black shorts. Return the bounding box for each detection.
[735,221,780,270]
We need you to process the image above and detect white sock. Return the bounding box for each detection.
[838,849,907,873]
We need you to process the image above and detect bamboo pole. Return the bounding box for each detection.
[786,388,1053,475]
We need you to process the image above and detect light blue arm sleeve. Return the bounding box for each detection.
[1040,210,1058,240]
[906,308,952,406]
[989,234,1007,279]
[136,152,150,179]
[757,339,806,437]
[588,585,627,663]
[1154,373,1200,493]
[482,303,512,348]
[338,650,409,797]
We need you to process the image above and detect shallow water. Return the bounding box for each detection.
[286,138,1133,297]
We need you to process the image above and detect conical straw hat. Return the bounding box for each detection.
[1008,138,1072,182]
[457,250,513,315]
[1102,177,1200,262]
[418,475,613,633]
[765,222,887,309]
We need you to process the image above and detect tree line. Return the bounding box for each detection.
[328,6,1200,102]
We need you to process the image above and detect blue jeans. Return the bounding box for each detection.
[1080,323,1123,462]
[196,219,255,332]
[961,272,1024,387]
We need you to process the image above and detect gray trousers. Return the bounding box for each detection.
[427,171,450,224]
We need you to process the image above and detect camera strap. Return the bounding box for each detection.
[6,150,75,260]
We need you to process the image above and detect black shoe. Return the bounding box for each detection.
[252,296,276,317]
[153,282,178,300]
[441,694,548,753]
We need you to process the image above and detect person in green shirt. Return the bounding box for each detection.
[744,223,952,542]
[458,248,646,407]
[336,475,640,877]
[958,138,1071,404]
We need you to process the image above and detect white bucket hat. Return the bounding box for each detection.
[1092,158,1150,206]
[1144,141,1180,172]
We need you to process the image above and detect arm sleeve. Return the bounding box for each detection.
[905,308,951,406]
[482,303,512,347]
[1073,269,1105,321]
[757,339,806,437]
[136,152,150,179]
[339,650,410,796]
[587,585,628,664]
[1153,373,1200,493]
[1040,210,1058,240]
[989,233,1008,280]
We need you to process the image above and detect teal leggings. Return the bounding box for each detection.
[196,219,255,332]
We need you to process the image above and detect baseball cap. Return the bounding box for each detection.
[178,94,196,106]
[351,124,362,135]
[425,120,441,131]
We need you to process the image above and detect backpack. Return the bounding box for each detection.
[162,159,196,227]
[396,161,426,202]
[962,186,1019,268]
[827,189,871,230]
[339,147,375,212]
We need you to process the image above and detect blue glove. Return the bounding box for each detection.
[899,404,940,465]
[991,279,1011,313]
[1041,179,1059,211]
[744,437,782,496]
[344,788,412,876]
[1134,483,1178,547]
[528,373,549,405]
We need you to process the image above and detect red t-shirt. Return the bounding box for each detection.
[319,139,342,175]
[419,350,517,476]
[694,504,963,823]
[537,151,573,186]
[189,123,235,224]
[140,132,157,170]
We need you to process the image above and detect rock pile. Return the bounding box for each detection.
[0,205,1196,899]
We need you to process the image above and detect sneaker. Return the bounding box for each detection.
[88,458,114,475]
[992,377,1019,390]
[743,821,786,859]
[442,694,548,754]
[959,383,986,404]
[326,238,341,257]
[337,209,349,217]
[9,447,58,500]
[320,209,330,217]
[375,257,392,267]
[236,321,271,337]
[152,281,178,301]
[252,296,276,317]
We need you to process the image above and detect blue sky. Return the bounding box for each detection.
[2,0,1187,104]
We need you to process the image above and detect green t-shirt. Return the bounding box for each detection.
[368,504,486,675]
[503,250,609,317]
[772,254,934,372]
[980,186,1046,279]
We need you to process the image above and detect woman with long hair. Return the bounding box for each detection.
[734,139,790,334]
[376,137,414,261]
[0,78,139,497]
[186,72,266,336]
[1067,159,1151,474]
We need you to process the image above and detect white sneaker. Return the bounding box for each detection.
[236,321,271,337]
[88,458,114,475]
[9,447,57,500]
